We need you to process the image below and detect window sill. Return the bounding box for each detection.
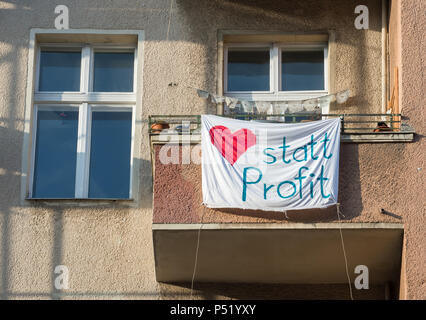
[25,198,135,207]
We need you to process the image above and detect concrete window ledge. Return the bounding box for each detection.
[341,131,415,143]
[23,198,136,208]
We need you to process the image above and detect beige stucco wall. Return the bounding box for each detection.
[388,0,401,107]
[0,0,423,299]
[398,0,426,300]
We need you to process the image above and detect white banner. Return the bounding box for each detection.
[202,115,341,212]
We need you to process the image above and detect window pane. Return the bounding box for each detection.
[93,52,134,92]
[89,111,132,198]
[227,49,270,91]
[33,110,78,198]
[281,50,324,91]
[39,51,81,91]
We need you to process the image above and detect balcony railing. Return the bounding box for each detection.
[149,113,413,137]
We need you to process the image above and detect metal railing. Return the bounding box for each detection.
[148,113,405,135]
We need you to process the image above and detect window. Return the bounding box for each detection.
[30,44,136,199]
[33,108,79,198]
[224,43,328,101]
[93,52,134,92]
[39,50,81,91]
[88,109,132,198]
[281,50,325,91]
[227,48,270,92]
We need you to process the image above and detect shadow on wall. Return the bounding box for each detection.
[338,144,363,220]
[0,127,152,300]
[0,0,157,297]
[0,126,154,300]
[216,204,354,222]
[0,25,25,297]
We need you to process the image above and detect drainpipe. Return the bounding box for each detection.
[381,0,388,114]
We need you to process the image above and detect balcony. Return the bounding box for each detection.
[149,113,409,294]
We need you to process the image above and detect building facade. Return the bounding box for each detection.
[0,0,424,299]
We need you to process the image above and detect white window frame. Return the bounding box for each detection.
[29,43,137,199]
[224,42,329,102]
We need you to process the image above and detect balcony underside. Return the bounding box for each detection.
[153,223,403,285]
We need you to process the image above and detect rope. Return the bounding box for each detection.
[336,203,354,300]
[166,0,174,41]
[284,210,289,219]
[190,211,205,299]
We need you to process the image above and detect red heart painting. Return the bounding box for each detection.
[209,125,257,165]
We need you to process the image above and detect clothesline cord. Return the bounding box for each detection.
[337,203,354,300]
[190,211,205,299]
